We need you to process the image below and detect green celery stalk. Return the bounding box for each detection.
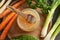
[44,15,60,40]
[50,25,60,40]
[41,0,60,37]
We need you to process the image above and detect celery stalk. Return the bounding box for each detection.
[50,25,60,40]
[44,15,60,40]
[41,0,60,37]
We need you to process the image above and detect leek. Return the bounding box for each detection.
[41,0,60,37]
[50,25,60,40]
[44,15,60,40]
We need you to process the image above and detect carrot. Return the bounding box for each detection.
[0,14,18,40]
[0,12,15,31]
[13,0,25,8]
[0,0,25,18]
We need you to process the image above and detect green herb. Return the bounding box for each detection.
[26,0,52,14]
[12,35,39,40]
[26,0,36,9]
[35,0,51,14]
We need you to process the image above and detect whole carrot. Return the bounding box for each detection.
[0,14,18,40]
[0,0,25,18]
[13,0,25,8]
[0,12,15,31]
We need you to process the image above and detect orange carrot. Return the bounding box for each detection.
[0,14,18,40]
[0,0,25,18]
[0,12,15,31]
[13,0,25,8]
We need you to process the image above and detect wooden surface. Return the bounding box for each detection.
[8,2,52,40]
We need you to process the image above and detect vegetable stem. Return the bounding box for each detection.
[41,0,60,37]
[50,25,60,40]
[44,15,60,40]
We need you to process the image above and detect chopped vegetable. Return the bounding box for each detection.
[0,0,5,7]
[12,35,39,40]
[0,0,12,14]
[0,0,25,18]
[50,25,60,40]
[0,14,17,40]
[41,0,60,37]
[0,13,15,31]
[44,15,60,40]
